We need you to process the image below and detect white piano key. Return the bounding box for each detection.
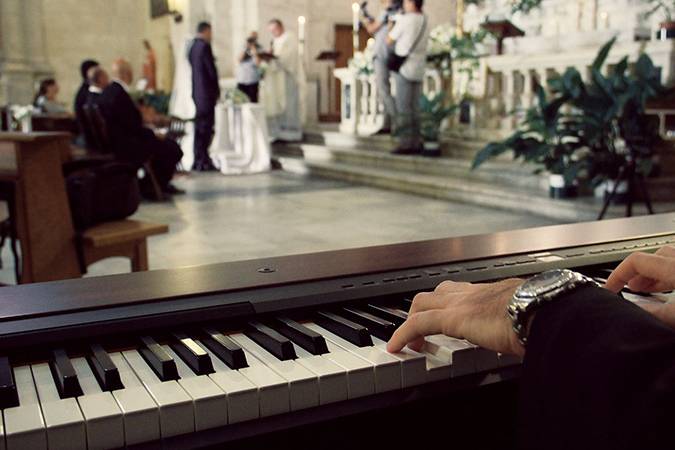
[291,342,349,405]
[300,323,375,399]
[122,350,194,438]
[198,345,258,423]
[199,346,259,424]
[305,322,401,393]
[423,335,477,377]
[163,346,228,431]
[230,333,320,411]
[371,337,427,388]
[109,353,161,446]
[229,344,290,418]
[31,363,86,450]
[3,365,46,450]
[71,357,124,450]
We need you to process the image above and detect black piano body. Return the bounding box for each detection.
[0,213,672,449]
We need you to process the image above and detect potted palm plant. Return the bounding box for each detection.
[472,83,585,198]
[547,37,666,201]
[419,92,458,157]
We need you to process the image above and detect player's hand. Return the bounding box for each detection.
[387,279,525,357]
[605,246,675,294]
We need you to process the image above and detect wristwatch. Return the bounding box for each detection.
[507,269,599,345]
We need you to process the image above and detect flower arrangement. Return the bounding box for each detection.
[427,25,487,98]
[644,0,675,22]
[348,48,375,76]
[223,87,252,105]
[10,105,35,122]
[466,0,543,14]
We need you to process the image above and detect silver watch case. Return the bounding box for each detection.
[507,269,599,345]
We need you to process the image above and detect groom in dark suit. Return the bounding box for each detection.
[188,21,220,172]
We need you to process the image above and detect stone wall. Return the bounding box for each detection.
[0,0,173,108]
[1,0,454,114]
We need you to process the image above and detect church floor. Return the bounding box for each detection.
[0,171,557,283]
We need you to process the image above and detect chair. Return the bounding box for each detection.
[83,103,164,201]
[167,116,188,145]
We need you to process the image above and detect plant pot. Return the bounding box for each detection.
[20,116,32,133]
[422,141,441,157]
[594,179,629,204]
[549,174,578,199]
[656,21,675,40]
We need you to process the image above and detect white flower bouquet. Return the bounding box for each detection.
[348,48,375,76]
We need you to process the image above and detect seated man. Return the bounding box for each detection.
[387,247,675,450]
[74,59,100,148]
[99,59,183,196]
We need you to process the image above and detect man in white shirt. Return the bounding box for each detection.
[263,19,303,142]
[387,0,429,155]
[362,0,402,133]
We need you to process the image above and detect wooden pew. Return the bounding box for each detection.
[0,132,169,284]
[0,132,81,283]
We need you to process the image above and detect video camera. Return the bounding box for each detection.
[360,1,402,22]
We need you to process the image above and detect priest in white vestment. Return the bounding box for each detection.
[263,19,303,142]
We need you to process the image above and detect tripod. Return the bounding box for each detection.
[597,156,654,220]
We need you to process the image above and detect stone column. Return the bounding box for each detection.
[0,0,52,105]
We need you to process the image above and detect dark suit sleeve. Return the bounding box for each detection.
[519,285,675,450]
[203,44,220,99]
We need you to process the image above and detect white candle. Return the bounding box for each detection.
[352,2,360,33]
[298,16,306,42]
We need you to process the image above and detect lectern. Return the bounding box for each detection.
[316,51,342,122]
[481,20,525,55]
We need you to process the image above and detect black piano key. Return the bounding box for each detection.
[171,333,215,375]
[139,336,179,381]
[367,304,407,326]
[50,349,83,398]
[245,321,297,361]
[201,328,248,369]
[87,344,123,391]
[402,298,413,311]
[272,317,329,355]
[0,356,19,408]
[316,311,373,347]
[341,307,397,341]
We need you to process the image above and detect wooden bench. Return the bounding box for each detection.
[81,220,169,272]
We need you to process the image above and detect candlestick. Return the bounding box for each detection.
[456,0,465,38]
[298,15,306,42]
[352,2,360,52]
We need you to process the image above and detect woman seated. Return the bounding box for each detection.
[33,78,68,114]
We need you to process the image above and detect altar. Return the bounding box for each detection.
[334,0,675,136]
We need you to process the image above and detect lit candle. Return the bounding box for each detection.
[298,16,306,42]
[352,3,360,32]
[352,2,360,52]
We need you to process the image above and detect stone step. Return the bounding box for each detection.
[278,156,652,222]
[303,128,503,161]
[300,145,548,192]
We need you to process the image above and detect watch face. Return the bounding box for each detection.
[518,269,571,297]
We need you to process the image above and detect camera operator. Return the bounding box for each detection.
[236,32,262,103]
[387,0,428,155]
[361,0,402,133]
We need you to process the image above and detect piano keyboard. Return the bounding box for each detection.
[0,299,523,450]
[0,214,672,449]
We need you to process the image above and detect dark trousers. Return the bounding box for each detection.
[146,138,183,190]
[194,103,215,166]
[237,82,259,103]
